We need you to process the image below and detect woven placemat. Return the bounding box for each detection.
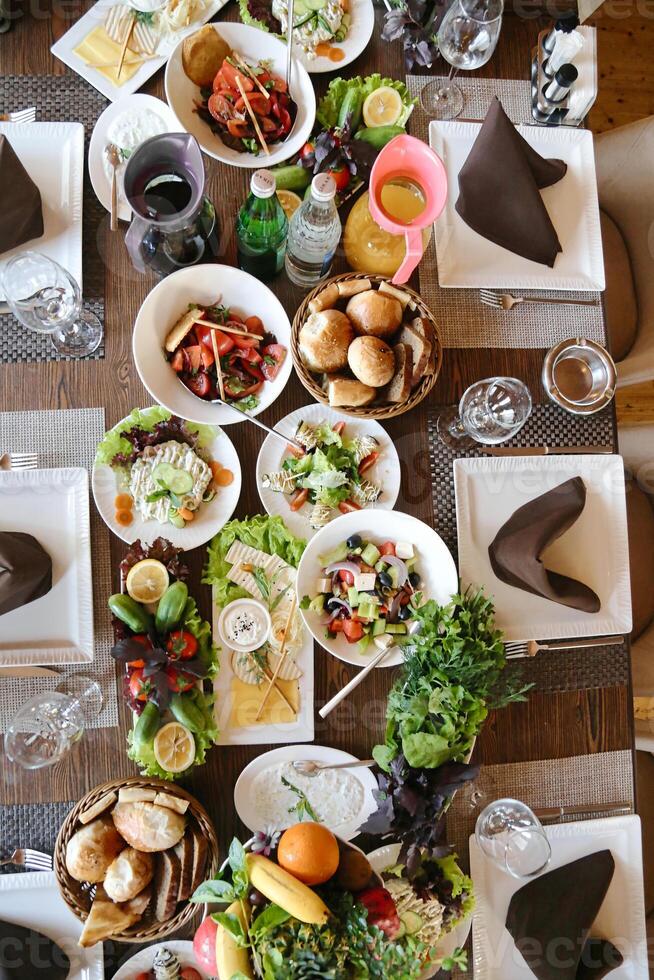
[0,409,118,730]
[406,75,605,349]
[0,800,73,871]
[0,75,106,363]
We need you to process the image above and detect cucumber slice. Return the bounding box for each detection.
[400,911,424,936]
[152,462,177,487]
[293,0,308,15]
[167,469,194,495]
[168,511,186,529]
[305,0,326,10]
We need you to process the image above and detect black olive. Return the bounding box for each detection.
[409,571,421,588]
[326,597,342,612]
[347,534,362,549]
[378,571,392,589]
[398,605,412,621]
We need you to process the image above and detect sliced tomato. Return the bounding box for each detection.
[359,451,379,475]
[185,371,213,399]
[332,421,346,436]
[338,569,355,586]
[290,488,309,511]
[185,345,203,373]
[328,619,345,633]
[343,619,364,643]
[235,93,270,116]
[327,165,350,192]
[224,379,263,400]
[243,361,264,382]
[221,61,254,91]
[170,349,185,372]
[208,92,235,122]
[231,332,261,350]
[240,346,263,364]
[227,119,251,138]
[287,443,305,459]
[166,630,198,661]
[261,343,287,381]
[379,541,396,557]
[200,345,214,370]
[244,315,265,336]
[339,499,362,514]
[270,75,288,92]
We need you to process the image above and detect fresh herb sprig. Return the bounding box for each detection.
[281,776,321,822]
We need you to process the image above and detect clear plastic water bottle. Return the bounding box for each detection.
[285,173,342,289]
[236,169,288,282]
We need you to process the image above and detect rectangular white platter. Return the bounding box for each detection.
[469,815,648,979]
[453,454,632,641]
[0,122,83,302]
[429,120,605,291]
[0,467,94,665]
[0,870,104,979]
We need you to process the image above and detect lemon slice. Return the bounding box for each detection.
[277,189,302,220]
[362,87,403,128]
[154,722,196,774]
[126,559,169,604]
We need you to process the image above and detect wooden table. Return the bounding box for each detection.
[1,0,633,902]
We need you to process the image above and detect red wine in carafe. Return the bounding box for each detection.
[140,172,193,219]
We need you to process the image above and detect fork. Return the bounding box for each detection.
[0,106,37,124]
[0,452,38,470]
[505,635,624,659]
[480,289,600,311]
[0,848,53,871]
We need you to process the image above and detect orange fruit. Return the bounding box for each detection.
[277,822,340,886]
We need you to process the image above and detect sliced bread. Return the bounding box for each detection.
[397,316,434,387]
[189,824,209,894]
[385,343,413,403]
[175,830,195,902]
[154,849,181,922]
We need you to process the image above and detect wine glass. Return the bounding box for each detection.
[4,674,103,770]
[421,0,504,120]
[1,251,103,356]
[475,798,551,878]
[437,376,532,449]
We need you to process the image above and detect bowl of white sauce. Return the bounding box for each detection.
[218,598,272,654]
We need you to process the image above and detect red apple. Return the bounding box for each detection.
[193,915,218,975]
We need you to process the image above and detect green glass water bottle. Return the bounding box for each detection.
[236,169,288,281]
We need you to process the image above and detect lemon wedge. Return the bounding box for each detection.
[277,190,302,220]
[154,722,196,774]
[126,559,169,604]
[362,87,403,128]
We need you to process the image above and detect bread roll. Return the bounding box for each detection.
[346,290,403,339]
[103,847,155,903]
[348,336,395,388]
[182,25,231,87]
[299,310,354,373]
[327,376,377,408]
[112,801,186,853]
[66,816,125,883]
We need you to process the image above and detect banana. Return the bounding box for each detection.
[246,854,331,925]
[216,900,254,980]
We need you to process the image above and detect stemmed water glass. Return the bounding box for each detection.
[4,675,103,770]
[475,798,552,878]
[437,376,532,449]
[421,0,504,120]
[1,251,103,356]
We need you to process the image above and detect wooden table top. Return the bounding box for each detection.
[0,1,634,857]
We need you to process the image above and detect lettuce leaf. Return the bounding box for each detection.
[436,854,475,932]
[317,74,416,131]
[95,406,216,469]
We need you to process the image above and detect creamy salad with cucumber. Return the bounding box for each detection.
[272,0,349,58]
[301,534,424,655]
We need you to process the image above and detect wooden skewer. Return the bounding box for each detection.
[231,53,270,100]
[85,53,152,68]
[261,667,295,713]
[117,16,135,79]
[235,75,270,157]
[255,595,297,720]
[193,318,260,340]
[210,329,226,402]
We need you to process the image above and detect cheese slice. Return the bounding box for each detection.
[73,26,143,86]
[104,5,159,54]
[225,541,296,603]
[229,676,299,727]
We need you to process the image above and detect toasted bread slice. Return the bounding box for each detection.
[164,308,203,353]
[397,317,433,387]
[174,831,195,903]
[385,344,413,403]
[154,792,189,815]
[154,850,182,922]
[78,886,140,947]
[122,884,152,918]
[79,791,117,825]
[189,825,209,894]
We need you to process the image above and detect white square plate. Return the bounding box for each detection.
[429,121,605,291]
[0,122,84,301]
[469,815,648,979]
[0,871,104,979]
[453,455,632,641]
[51,0,229,103]
[0,468,94,665]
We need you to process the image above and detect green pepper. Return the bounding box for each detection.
[155,581,189,634]
[108,594,153,633]
[132,700,161,753]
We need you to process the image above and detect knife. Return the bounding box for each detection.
[534,801,632,821]
[0,666,59,678]
[479,445,614,457]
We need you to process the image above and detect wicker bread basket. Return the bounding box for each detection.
[54,776,219,943]
[291,272,443,420]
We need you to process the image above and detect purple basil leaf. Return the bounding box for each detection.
[382,10,409,41]
[111,638,150,662]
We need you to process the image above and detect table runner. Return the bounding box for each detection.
[0,408,118,730]
[0,75,106,363]
[406,75,606,349]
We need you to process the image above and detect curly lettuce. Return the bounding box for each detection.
[317,74,416,131]
[95,406,216,469]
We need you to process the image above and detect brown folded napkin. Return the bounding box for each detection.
[0,531,52,616]
[0,919,71,979]
[506,850,618,980]
[455,97,567,267]
[488,476,601,613]
[0,134,44,256]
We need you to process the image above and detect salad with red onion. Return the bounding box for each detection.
[300,533,423,654]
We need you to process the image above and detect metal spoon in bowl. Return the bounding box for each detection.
[286,0,295,91]
[210,394,305,452]
[292,758,376,777]
[104,142,121,231]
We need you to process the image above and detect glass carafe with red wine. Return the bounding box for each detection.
[123,132,220,278]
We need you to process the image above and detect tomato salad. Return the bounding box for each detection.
[195,56,296,154]
[166,304,287,412]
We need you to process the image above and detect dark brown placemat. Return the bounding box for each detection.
[0,75,106,363]
[0,800,72,870]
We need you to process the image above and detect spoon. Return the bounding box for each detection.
[210,395,305,451]
[104,142,121,231]
[292,758,376,777]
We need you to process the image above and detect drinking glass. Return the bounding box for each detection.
[1,251,103,356]
[4,675,103,770]
[437,376,532,449]
[475,798,551,878]
[421,0,504,120]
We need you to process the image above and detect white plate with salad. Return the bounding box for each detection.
[296,508,458,668]
[92,406,241,549]
[256,405,401,540]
